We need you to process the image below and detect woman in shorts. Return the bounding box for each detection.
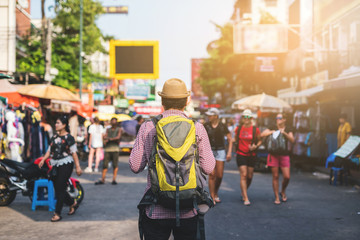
[261,113,294,204]
[234,109,262,206]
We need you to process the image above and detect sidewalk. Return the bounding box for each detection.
[295,158,360,186]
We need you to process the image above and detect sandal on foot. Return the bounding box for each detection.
[51,214,62,222]
[274,200,281,205]
[68,201,79,215]
[214,197,221,203]
[95,180,104,185]
[280,192,287,202]
[244,200,251,206]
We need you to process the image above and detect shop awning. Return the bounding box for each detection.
[324,71,360,90]
[71,101,95,119]
[0,92,39,108]
[278,85,324,106]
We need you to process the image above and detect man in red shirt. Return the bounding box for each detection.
[235,109,262,206]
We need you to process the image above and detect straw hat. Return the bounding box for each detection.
[158,78,191,99]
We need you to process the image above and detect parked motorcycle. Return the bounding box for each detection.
[0,157,84,206]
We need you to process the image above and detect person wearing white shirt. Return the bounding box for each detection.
[84,117,105,173]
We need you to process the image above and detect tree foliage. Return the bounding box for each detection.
[198,14,287,107]
[16,0,107,90]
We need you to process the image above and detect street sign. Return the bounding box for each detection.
[234,24,288,54]
[109,40,159,79]
[103,6,128,14]
[255,56,278,72]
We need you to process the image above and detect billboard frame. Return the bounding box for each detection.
[109,40,159,79]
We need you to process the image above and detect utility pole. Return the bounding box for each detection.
[44,19,52,83]
[79,0,83,100]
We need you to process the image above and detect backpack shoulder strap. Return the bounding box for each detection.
[235,125,242,150]
[252,126,257,145]
[151,114,162,127]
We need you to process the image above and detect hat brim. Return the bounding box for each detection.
[158,91,191,99]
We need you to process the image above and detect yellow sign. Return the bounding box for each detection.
[109,40,159,79]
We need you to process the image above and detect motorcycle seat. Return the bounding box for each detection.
[2,158,33,171]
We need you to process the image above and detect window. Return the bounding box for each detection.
[265,0,277,7]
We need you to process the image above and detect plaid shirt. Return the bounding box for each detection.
[129,110,215,219]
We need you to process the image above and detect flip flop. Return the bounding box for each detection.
[68,201,79,215]
[214,197,222,203]
[51,215,62,222]
[274,200,281,205]
[280,192,287,202]
[244,200,251,206]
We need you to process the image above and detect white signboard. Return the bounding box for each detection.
[234,24,288,54]
[334,136,360,158]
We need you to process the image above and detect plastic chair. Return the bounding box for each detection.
[31,179,56,211]
[329,167,347,186]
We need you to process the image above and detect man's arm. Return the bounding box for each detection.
[196,123,216,174]
[129,123,149,173]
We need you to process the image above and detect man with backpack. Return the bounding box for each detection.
[129,78,215,240]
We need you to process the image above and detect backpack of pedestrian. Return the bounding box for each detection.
[137,114,214,238]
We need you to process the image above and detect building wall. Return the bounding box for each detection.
[0,0,16,73]
[16,0,31,37]
[251,0,288,24]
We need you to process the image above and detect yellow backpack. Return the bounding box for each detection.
[138,115,213,229]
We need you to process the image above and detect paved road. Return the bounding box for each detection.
[0,156,359,240]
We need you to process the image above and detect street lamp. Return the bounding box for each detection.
[79,0,83,100]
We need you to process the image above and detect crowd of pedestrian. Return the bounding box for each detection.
[33,77,352,240]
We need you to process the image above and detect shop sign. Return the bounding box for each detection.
[134,106,163,115]
[50,100,72,113]
[255,56,278,72]
[114,98,129,108]
[125,84,150,100]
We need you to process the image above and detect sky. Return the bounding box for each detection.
[31,0,235,89]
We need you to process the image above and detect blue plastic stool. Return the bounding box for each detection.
[329,167,347,186]
[31,179,56,211]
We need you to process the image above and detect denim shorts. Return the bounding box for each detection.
[212,149,227,161]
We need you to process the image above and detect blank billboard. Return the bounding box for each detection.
[110,40,159,79]
[234,24,288,54]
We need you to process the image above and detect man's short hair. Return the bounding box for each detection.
[136,115,143,122]
[161,97,187,110]
[111,117,117,122]
[340,113,347,119]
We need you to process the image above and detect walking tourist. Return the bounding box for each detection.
[204,108,232,204]
[39,115,82,222]
[84,117,105,173]
[261,113,294,205]
[234,109,262,206]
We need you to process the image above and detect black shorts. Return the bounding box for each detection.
[236,154,256,168]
